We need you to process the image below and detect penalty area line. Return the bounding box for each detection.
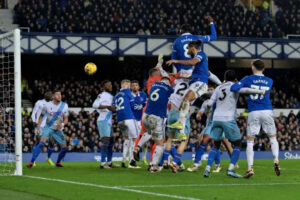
[120,182,300,188]
[22,175,201,200]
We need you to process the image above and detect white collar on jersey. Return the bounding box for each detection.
[254,73,265,76]
[131,91,140,97]
[182,33,192,36]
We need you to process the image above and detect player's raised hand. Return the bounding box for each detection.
[205,16,214,23]
[158,54,164,65]
[166,60,178,66]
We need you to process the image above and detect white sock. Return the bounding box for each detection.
[151,145,164,166]
[178,100,190,125]
[129,139,135,161]
[270,137,279,163]
[138,132,152,147]
[228,164,235,171]
[205,165,211,171]
[246,140,254,170]
[142,144,148,159]
[123,139,130,161]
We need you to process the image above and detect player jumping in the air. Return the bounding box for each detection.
[142,77,174,172]
[231,59,280,178]
[93,80,119,169]
[204,70,265,178]
[27,90,69,168]
[31,91,54,166]
[114,80,140,168]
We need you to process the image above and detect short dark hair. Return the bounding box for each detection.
[188,40,203,49]
[180,24,192,33]
[148,68,159,77]
[44,91,52,101]
[252,59,265,71]
[101,80,111,88]
[53,89,61,94]
[224,70,236,82]
[131,80,139,84]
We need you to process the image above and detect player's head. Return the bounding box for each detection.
[131,80,140,93]
[188,40,203,57]
[52,90,61,102]
[121,79,131,89]
[44,91,53,102]
[101,80,112,92]
[251,59,265,73]
[180,24,192,34]
[148,68,160,77]
[224,70,236,82]
[161,77,171,86]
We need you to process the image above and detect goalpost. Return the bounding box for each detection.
[0,29,22,176]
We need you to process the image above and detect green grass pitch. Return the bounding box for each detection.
[1,159,300,200]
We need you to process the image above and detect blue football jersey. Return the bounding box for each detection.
[132,91,147,121]
[231,74,273,112]
[113,89,135,122]
[172,23,217,71]
[145,82,174,118]
[190,51,209,84]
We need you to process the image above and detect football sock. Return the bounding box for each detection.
[170,145,176,158]
[207,148,217,168]
[122,139,130,161]
[31,141,45,163]
[229,146,240,170]
[194,143,207,164]
[134,133,142,149]
[56,147,67,163]
[215,149,221,165]
[151,145,164,166]
[129,139,135,161]
[162,149,171,163]
[150,144,156,162]
[270,137,279,163]
[178,100,190,125]
[138,132,152,148]
[107,141,114,164]
[142,144,148,159]
[47,146,54,159]
[246,140,254,170]
[101,141,109,163]
[173,152,182,165]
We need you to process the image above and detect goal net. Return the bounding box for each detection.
[0,29,22,176]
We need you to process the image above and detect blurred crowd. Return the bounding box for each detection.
[13,0,299,37]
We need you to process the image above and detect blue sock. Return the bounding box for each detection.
[107,141,114,163]
[47,146,54,159]
[230,147,241,166]
[56,147,67,163]
[101,141,109,163]
[215,149,221,165]
[207,148,217,167]
[173,152,182,165]
[194,143,207,164]
[31,141,45,163]
[170,145,176,158]
[163,149,171,162]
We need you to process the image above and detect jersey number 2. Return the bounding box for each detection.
[176,82,188,96]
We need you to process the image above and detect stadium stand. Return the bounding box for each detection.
[13,0,297,38]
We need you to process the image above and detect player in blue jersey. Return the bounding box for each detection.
[113,79,140,168]
[231,60,280,178]
[166,40,209,133]
[142,77,174,172]
[130,80,148,164]
[27,90,69,168]
[93,80,119,169]
[171,16,216,73]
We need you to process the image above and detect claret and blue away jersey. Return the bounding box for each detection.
[132,91,147,121]
[231,74,273,112]
[190,51,209,84]
[145,82,174,118]
[113,88,135,122]
[172,23,217,71]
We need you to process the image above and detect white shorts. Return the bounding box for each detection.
[118,119,139,139]
[142,113,165,141]
[247,110,276,137]
[189,81,208,98]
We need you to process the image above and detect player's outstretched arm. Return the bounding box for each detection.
[230,76,248,92]
[238,87,266,95]
[36,114,44,135]
[196,16,217,42]
[166,58,199,66]
[208,71,222,85]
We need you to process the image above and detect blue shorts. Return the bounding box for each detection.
[202,122,212,135]
[41,126,66,145]
[97,120,113,138]
[210,120,241,142]
[167,109,190,135]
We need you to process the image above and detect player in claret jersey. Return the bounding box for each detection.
[142,77,174,172]
[231,59,280,178]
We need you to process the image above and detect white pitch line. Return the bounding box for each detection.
[23,175,201,200]
[120,182,300,188]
